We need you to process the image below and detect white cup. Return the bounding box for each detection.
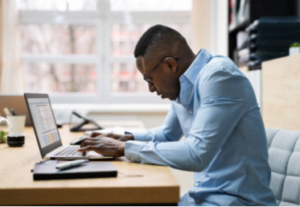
[6,115,26,135]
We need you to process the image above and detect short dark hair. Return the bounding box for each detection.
[134,24,186,58]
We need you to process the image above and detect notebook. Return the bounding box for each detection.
[33,160,117,181]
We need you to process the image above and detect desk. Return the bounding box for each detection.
[0,121,180,205]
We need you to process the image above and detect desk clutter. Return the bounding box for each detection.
[69,111,103,132]
[0,108,26,147]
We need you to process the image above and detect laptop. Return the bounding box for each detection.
[0,95,32,126]
[24,93,113,160]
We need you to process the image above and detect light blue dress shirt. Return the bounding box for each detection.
[125,48,276,206]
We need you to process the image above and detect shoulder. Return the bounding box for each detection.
[197,55,247,84]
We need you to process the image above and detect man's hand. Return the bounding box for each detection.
[90,132,134,142]
[78,137,126,157]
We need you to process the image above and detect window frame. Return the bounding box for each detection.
[19,0,191,104]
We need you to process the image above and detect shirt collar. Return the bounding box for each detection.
[179,48,213,86]
[175,48,213,108]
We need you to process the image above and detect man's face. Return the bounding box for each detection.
[136,56,180,101]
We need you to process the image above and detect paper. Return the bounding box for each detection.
[85,126,143,136]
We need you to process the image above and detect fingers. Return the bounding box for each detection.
[80,138,92,151]
[84,140,98,145]
[93,133,120,140]
[83,138,99,142]
[80,136,109,150]
[90,132,102,137]
[78,145,96,153]
[78,139,98,155]
[90,132,118,139]
[80,139,97,148]
[105,133,120,139]
[79,139,96,155]
[78,137,125,157]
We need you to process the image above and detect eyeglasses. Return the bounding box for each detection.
[143,57,180,85]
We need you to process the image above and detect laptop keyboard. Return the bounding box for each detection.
[55,147,83,157]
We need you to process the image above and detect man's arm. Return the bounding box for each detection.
[130,105,183,142]
[124,68,249,171]
[78,104,183,156]
[88,105,182,142]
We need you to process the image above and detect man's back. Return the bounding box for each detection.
[175,52,275,205]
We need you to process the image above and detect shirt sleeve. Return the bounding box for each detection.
[125,68,249,171]
[129,104,183,142]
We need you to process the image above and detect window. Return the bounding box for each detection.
[24,63,97,93]
[17,0,192,104]
[17,0,97,11]
[21,24,96,55]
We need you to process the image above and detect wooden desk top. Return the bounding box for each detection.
[0,121,180,205]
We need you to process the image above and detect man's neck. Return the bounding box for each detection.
[178,53,197,77]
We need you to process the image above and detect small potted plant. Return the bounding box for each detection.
[0,116,8,143]
[0,130,6,143]
[289,42,300,56]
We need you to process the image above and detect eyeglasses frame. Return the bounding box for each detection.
[143,57,180,85]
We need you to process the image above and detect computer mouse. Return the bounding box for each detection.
[70,136,87,145]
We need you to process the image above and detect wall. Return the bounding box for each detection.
[192,0,228,56]
[262,54,300,131]
[191,0,211,53]
[210,0,228,56]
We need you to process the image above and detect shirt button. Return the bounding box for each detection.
[196,199,199,203]
[131,157,134,160]
[189,111,192,114]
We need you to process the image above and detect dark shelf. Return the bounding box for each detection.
[229,19,250,33]
[227,0,298,63]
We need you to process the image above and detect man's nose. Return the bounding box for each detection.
[148,83,156,93]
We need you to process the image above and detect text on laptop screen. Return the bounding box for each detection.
[28,98,60,148]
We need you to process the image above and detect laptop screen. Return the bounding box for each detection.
[27,98,61,148]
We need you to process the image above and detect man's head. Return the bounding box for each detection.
[134,24,195,100]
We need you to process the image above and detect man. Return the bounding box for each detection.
[78,25,276,206]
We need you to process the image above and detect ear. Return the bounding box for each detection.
[164,57,178,74]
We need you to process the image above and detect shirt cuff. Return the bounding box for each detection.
[127,130,150,141]
[125,141,147,163]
